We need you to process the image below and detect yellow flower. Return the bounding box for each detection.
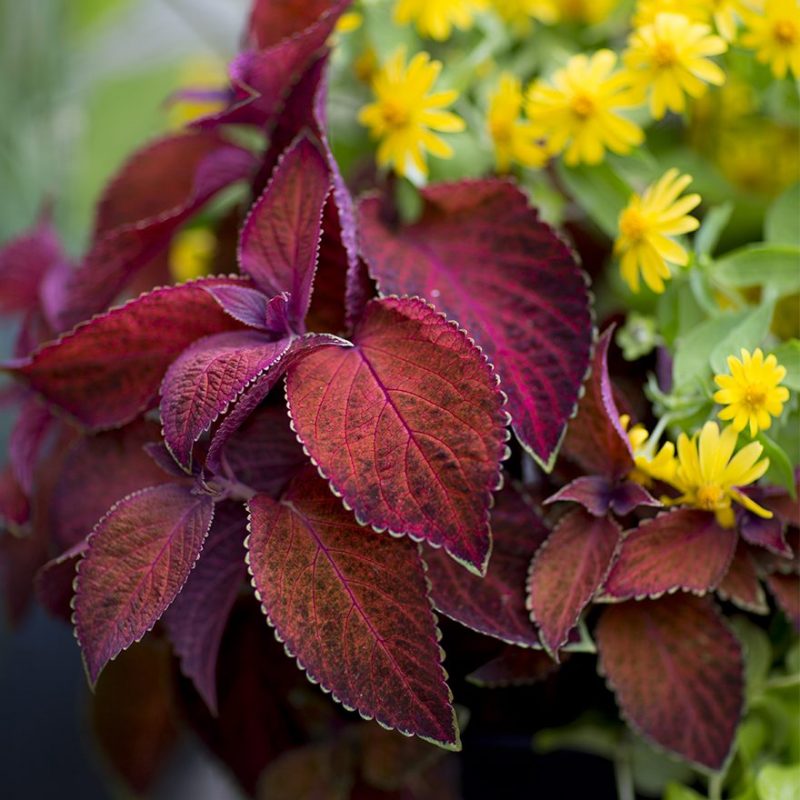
[491,0,558,33]
[669,421,772,528]
[741,0,800,79]
[358,48,465,179]
[559,0,620,23]
[633,0,709,26]
[714,348,791,436]
[170,228,216,283]
[354,46,379,85]
[525,50,644,166]
[487,73,549,172]
[621,415,679,486]
[393,0,486,40]
[698,0,752,40]
[615,169,701,294]
[624,13,727,120]
[334,11,363,34]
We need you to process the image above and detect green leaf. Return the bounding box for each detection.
[557,160,632,238]
[730,617,772,696]
[773,340,800,392]
[765,183,800,247]
[673,311,749,388]
[664,783,706,800]
[756,763,800,800]
[657,278,706,346]
[758,433,797,498]
[709,301,775,376]
[713,245,800,296]
[696,203,734,257]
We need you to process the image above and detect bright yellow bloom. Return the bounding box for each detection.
[624,13,727,120]
[358,48,465,179]
[393,0,486,40]
[741,0,800,79]
[621,415,679,486]
[633,0,709,26]
[491,0,557,33]
[167,58,228,129]
[698,0,752,40]
[487,73,549,172]
[669,422,772,528]
[334,11,363,34]
[714,348,791,436]
[615,169,701,294]
[525,50,644,166]
[559,0,620,24]
[169,228,216,283]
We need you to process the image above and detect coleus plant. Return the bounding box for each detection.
[0,0,797,795]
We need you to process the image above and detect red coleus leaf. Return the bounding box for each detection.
[358,181,592,468]
[716,542,768,614]
[9,277,249,430]
[286,296,508,574]
[604,509,736,600]
[36,541,87,622]
[765,572,800,630]
[739,510,792,557]
[423,485,547,647]
[239,136,331,331]
[247,0,339,48]
[596,595,744,770]
[74,484,215,683]
[545,475,657,518]
[467,646,561,688]
[561,327,633,480]
[163,501,247,715]
[246,467,459,748]
[0,464,29,528]
[8,397,53,495]
[527,507,620,657]
[203,284,270,330]
[160,331,295,469]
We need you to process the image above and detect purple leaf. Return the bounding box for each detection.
[739,511,792,557]
[467,646,561,688]
[35,541,87,622]
[74,484,215,683]
[358,181,592,468]
[547,476,658,518]
[716,542,768,614]
[203,284,269,330]
[765,572,800,630]
[8,397,53,495]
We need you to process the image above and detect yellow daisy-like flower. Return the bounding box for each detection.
[487,73,549,172]
[741,0,800,79]
[393,0,486,40]
[560,0,621,24]
[358,48,465,179]
[615,169,701,294]
[525,50,644,166]
[698,0,752,41]
[169,228,216,283]
[713,348,791,436]
[633,0,709,26]
[668,421,772,528]
[491,0,558,33]
[621,415,679,486]
[624,13,727,120]
[334,11,363,34]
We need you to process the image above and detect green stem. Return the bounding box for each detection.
[708,772,724,800]
[614,744,635,800]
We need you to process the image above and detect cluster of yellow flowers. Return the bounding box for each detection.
[624,347,791,527]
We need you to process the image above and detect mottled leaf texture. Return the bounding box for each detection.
[467,646,560,688]
[358,181,592,468]
[545,475,657,517]
[10,277,247,430]
[286,296,507,574]
[527,507,620,657]
[424,486,547,646]
[246,468,459,748]
[239,136,331,329]
[604,510,736,600]
[766,572,800,630]
[74,484,215,683]
[596,596,744,770]
[204,284,269,330]
[163,502,247,714]
[36,541,87,622]
[160,331,293,469]
[717,543,768,614]
[561,328,633,480]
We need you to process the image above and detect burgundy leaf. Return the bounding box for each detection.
[765,572,800,630]
[608,480,660,516]
[0,528,47,623]
[286,296,508,574]
[423,485,547,647]
[160,331,295,469]
[467,646,561,688]
[0,464,29,528]
[203,284,270,330]
[74,484,215,683]
[163,501,247,715]
[716,543,768,614]
[8,397,53,494]
[246,467,459,748]
[35,541,87,622]
[527,507,620,657]
[358,181,592,468]
[739,511,792,557]
[561,327,633,480]
[604,510,736,600]
[239,136,331,330]
[10,277,249,430]
[246,0,340,48]
[596,595,744,770]
[545,476,614,516]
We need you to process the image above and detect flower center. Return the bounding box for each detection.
[774,18,798,45]
[571,93,595,118]
[653,40,677,68]
[380,99,411,129]
[619,208,648,242]
[744,385,767,410]
[489,118,513,144]
[696,484,725,510]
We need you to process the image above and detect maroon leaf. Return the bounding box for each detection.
[286,296,508,574]
[74,484,215,683]
[561,327,633,480]
[239,136,331,329]
[160,331,294,469]
[247,0,339,48]
[604,510,737,600]
[527,507,620,657]
[545,475,658,517]
[0,464,29,528]
[716,543,768,614]
[423,485,547,647]
[10,277,249,430]
[163,501,247,715]
[204,284,270,329]
[467,646,561,687]
[246,467,459,748]
[739,511,792,557]
[765,572,800,630]
[35,541,87,622]
[596,595,744,770]
[358,181,592,468]
[8,397,53,494]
